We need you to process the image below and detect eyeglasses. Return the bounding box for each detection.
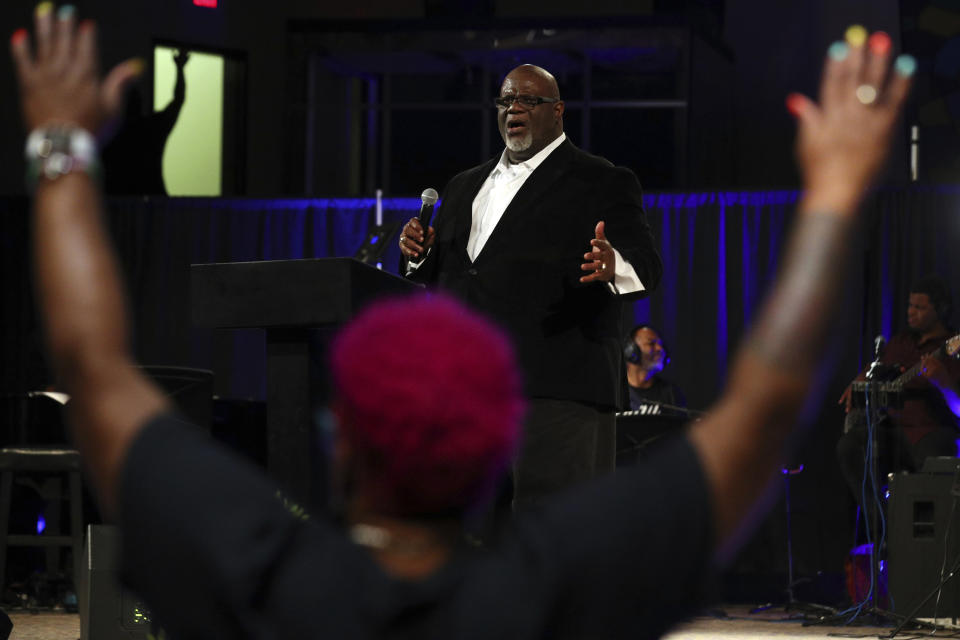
[493,94,560,109]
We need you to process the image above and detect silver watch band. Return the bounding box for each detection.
[24,125,99,188]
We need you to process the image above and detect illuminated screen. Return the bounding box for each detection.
[154,46,224,196]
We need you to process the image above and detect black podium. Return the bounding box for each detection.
[191,258,420,509]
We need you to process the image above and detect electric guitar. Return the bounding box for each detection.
[850,333,960,407]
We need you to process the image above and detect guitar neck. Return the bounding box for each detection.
[891,344,946,386]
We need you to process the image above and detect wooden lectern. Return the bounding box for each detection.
[191,257,420,509]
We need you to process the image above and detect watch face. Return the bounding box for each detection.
[28,126,94,157]
[49,129,72,154]
[25,126,99,187]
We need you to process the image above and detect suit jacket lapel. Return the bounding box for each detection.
[473,139,575,265]
[451,158,498,259]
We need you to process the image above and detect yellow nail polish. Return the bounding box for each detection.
[35,2,54,17]
[128,58,145,76]
[845,24,868,48]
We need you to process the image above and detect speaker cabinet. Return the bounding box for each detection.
[889,467,960,618]
[79,525,153,640]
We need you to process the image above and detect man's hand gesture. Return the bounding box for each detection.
[580,221,615,283]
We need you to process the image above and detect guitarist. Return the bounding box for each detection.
[837,275,960,521]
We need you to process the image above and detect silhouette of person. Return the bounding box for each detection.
[102,49,189,195]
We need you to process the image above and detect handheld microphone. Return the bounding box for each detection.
[867,335,886,380]
[874,335,886,359]
[418,188,439,229]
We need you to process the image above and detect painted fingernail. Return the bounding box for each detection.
[785,93,805,118]
[869,31,891,55]
[845,25,868,48]
[35,2,54,17]
[828,41,849,61]
[57,5,75,20]
[10,28,28,45]
[895,54,917,77]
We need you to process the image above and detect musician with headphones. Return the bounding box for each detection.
[624,325,687,410]
[837,275,960,517]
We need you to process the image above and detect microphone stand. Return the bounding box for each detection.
[810,336,944,631]
[863,336,885,620]
[747,342,897,624]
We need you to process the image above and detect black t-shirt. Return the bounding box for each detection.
[628,377,687,410]
[119,413,714,639]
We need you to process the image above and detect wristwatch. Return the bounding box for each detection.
[24,125,100,189]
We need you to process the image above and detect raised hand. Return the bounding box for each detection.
[399,217,435,260]
[174,48,190,68]
[687,29,915,553]
[580,220,615,283]
[10,2,143,135]
[787,26,914,215]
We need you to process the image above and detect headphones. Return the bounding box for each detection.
[624,324,669,368]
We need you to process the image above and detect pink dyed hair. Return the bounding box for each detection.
[330,294,525,515]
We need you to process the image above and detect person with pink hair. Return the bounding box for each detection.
[12,5,913,638]
[329,294,524,518]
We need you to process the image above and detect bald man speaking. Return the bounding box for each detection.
[399,65,662,507]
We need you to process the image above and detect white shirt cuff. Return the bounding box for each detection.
[607,247,645,295]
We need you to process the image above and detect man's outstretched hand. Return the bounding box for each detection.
[10,2,142,135]
[580,221,615,283]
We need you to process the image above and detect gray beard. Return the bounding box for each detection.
[505,131,533,153]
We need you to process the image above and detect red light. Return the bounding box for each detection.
[193,0,217,7]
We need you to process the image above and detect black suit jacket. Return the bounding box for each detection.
[406,139,662,408]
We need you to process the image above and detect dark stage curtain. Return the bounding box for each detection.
[639,190,798,409]
[4,188,957,406]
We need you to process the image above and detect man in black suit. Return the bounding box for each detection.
[399,64,662,507]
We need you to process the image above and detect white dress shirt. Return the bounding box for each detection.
[409,134,646,294]
[468,134,644,293]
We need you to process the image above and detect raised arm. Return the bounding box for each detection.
[11,6,167,517]
[687,29,914,559]
[156,47,189,127]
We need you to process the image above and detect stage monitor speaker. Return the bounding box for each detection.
[888,462,960,618]
[79,525,154,640]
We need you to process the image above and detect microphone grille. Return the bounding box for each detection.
[421,188,439,205]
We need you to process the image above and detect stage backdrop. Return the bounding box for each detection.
[6,187,960,407]
[4,186,960,585]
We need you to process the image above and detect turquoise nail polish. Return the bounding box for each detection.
[57,4,76,19]
[895,54,917,77]
[828,41,849,61]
